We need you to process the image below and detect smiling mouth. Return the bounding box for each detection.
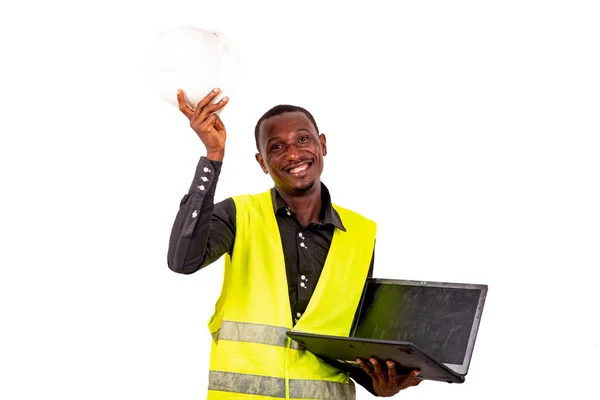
[286,163,311,174]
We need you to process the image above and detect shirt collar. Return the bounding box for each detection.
[270,183,346,231]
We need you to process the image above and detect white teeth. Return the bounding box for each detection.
[289,164,309,174]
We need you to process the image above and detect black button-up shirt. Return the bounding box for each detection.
[167,156,377,395]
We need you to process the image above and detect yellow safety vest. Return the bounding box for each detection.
[207,190,376,400]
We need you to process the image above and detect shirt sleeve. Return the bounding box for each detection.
[167,156,236,274]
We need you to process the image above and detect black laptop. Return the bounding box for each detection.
[287,278,488,384]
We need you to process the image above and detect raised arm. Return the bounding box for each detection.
[167,89,236,274]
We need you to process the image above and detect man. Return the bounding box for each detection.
[167,88,422,399]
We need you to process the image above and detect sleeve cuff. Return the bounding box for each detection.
[188,156,222,194]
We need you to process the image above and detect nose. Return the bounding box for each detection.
[284,143,302,161]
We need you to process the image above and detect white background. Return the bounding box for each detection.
[1,0,599,399]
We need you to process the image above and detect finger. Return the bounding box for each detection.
[198,96,229,121]
[214,114,226,131]
[401,370,422,389]
[386,361,397,380]
[196,113,218,132]
[370,358,386,381]
[356,359,377,380]
[192,88,222,120]
[177,89,194,119]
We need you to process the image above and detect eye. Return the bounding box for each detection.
[270,143,283,152]
[298,136,309,143]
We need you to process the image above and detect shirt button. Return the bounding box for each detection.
[299,232,304,238]
[301,275,306,280]
[300,243,305,248]
[296,312,302,318]
[300,282,306,288]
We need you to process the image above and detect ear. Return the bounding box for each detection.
[319,133,327,156]
[255,152,269,174]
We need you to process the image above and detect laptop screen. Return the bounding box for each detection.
[351,278,487,375]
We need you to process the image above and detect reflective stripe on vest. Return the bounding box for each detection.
[209,371,355,399]
[209,371,285,398]
[214,320,303,350]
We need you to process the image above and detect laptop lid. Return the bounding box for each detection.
[350,278,487,375]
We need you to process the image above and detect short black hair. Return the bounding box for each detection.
[254,105,319,151]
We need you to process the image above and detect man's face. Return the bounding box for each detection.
[255,111,327,195]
